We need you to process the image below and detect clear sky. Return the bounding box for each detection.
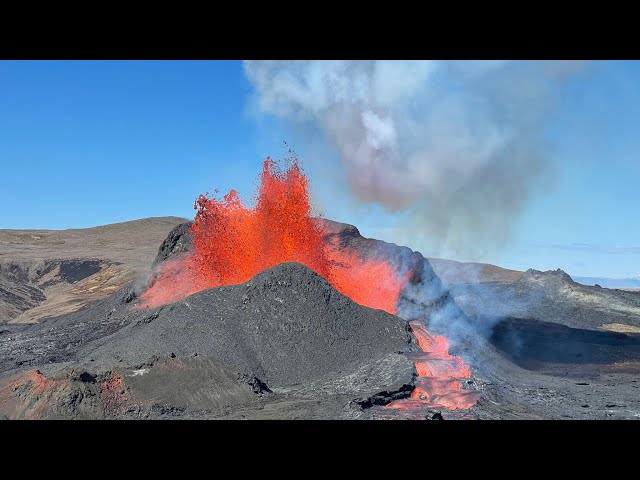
[1,60,639,279]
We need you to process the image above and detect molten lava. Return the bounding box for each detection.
[140,158,406,314]
[385,322,481,414]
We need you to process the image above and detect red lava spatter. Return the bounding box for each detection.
[139,157,407,315]
[381,322,481,419]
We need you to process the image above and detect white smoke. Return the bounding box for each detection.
[243,60,588,257]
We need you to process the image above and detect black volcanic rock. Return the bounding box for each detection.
[152,222,193,266]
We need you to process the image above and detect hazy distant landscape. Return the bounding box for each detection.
[574,276,640,290]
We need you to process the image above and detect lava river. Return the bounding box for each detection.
[382,322,481,417]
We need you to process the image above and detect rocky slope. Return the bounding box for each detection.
[0,217,186,323]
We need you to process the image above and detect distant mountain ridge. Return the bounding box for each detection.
[427,257,524,285]
[574,276,640,289]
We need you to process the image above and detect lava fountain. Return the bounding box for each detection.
[140,157,406,313]
[138,156,479,415]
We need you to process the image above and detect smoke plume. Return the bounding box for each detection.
[243,60,587,257]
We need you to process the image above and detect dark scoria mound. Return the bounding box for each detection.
[152,222,192,267]
[0,262,416,419]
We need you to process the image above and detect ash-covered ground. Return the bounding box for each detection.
[1,219,639,419]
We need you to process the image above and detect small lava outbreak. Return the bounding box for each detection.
[139,156,478,414]
[140,157,407,314]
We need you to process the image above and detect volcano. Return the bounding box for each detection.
[0,158,481,419]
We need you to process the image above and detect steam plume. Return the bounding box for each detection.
[243,60,587,257]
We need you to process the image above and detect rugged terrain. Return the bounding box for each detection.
[0,217,186,324]
[449,268,640,334]
[0,263,419,419]
[1,217,640,419]
[442,265,640,419]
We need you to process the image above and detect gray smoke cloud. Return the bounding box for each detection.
[243,60,588,257]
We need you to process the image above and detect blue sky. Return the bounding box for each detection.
[1,60,639,278]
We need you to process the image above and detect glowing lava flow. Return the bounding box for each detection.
[139,157,406,314]
[385,321,481,415]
